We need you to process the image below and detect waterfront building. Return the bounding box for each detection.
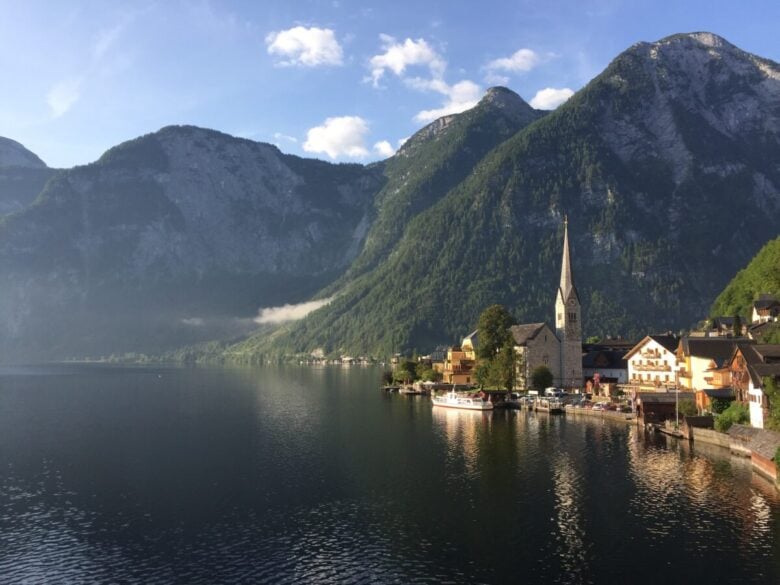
[729,343,780,428]
[442,331,478,385]
[582,347,629,385]
[675,337,741,391]
[625,335,679,391]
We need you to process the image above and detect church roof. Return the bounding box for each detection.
[510,323,556,346]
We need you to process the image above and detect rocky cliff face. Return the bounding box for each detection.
[0,126,383,360]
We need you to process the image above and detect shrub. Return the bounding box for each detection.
[714,402,749,432]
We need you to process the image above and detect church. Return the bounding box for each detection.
[510,218,583,389]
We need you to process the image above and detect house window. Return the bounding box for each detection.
[543,355,549,365]
[569,312,577,322]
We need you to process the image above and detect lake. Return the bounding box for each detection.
[1,364,778,584]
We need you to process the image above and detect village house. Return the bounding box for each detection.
[676,337,738,390]
[705,316,740,337]
[441,331,478,385]
[582,344,629,385]
[729,343,780,428]
[752,294,780,324]
[625,335,679,391]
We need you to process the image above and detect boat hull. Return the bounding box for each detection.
[431,397,493,411]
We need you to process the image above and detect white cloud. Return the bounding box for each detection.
[368,35,445,87]
[486,48,540,73]
[397,136,409,148]
[412,79,481,123]
[255,297,334,324]
[373,140,395,157]
[47,78,82,118]
[273,132,298,144]
[181,317,205,327]
[530,87,574,110]
[483,71,510,86]
[303,116,370,159]
[94,23,124,59]
[266,26,343,67]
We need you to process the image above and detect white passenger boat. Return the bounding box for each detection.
[431,388,493,411]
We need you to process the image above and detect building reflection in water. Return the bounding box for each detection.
[551,452,587,576]
[430,408,492,478]
[625,426,778,554]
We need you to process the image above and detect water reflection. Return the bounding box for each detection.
[551,452,587,580]
[430,407,492,479]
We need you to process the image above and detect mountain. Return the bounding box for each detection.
[710,236,780,319]
[0,126,383,361]
[342,86,544,280]
[233,32,780,359]
[0,137,56,215]
[0,137,46,169]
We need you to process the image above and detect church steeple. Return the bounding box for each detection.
[555,215,582,389]
[559,215,578,302]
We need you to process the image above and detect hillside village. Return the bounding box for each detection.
[371,220,780,484]
[406,222,779,429]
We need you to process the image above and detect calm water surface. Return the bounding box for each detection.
[1,364,779,584]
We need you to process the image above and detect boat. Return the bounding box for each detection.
[535,397,564,414]
[431,388,493,411]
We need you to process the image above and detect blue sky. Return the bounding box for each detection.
[2,0,780,168]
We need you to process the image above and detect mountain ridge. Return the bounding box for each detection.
[228,31,780,359]
[1,31,779,363]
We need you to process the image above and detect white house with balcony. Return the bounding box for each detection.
[625,335,679,391]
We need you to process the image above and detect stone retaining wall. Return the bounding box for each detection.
[691,427,730,449]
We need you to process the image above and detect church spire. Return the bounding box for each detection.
[559,215,577,301]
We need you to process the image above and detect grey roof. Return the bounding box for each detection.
[753,345,780,361]
[650,335,680,353]
[735,343,780,386]
[681,337,738,365]
[702,388,734,399]
[754,294,780,310]
[748,321,777,340]
[635,391,695,404]
[748,428,780,460]
[510,323,555,346]
[710,316,735,328]
[582,350,628,369]
[729,424,760,444]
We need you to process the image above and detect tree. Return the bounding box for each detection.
[479,340,516,390]
[477,304,515,359]
[714,402,749,432]
[762,376,780,431]
[709,397,733,414]
[531,365,553,392]
[678,399,697,417]
[733,314,742,337]
[392,359,417,384]
[416,364,442,382]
